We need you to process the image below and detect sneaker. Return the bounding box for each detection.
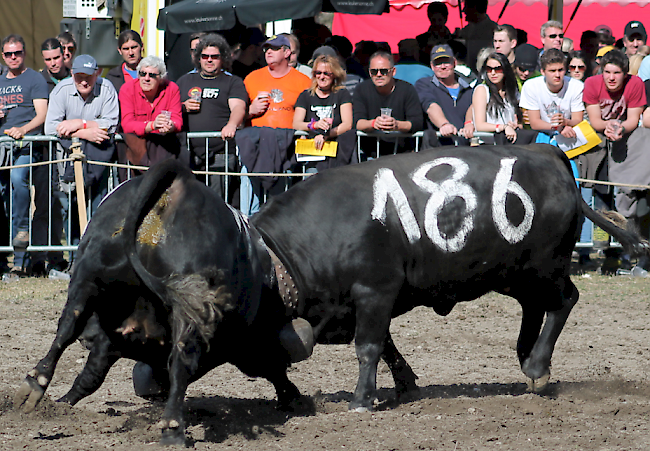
[12,231,29,249]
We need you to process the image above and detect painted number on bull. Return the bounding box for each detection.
[371,157,535,252]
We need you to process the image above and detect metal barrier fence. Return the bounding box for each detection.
[0,131,642,259]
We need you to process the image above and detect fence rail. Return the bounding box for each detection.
[0,131,643,259]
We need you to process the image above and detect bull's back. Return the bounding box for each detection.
[254,145,580,300]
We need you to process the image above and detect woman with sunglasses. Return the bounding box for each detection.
[119,55,185,174]
[293,54,355,170]
[472,52,537,145]
[567,51,592,82]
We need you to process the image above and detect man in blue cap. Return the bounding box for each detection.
[45,54,119,254]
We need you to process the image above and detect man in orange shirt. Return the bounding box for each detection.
[244,34,310,128]
[240,35,310,214]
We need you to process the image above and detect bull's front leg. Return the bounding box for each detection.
[349,289,394,412]
[14,282,98,412]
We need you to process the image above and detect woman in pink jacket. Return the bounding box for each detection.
[119,55,187,176]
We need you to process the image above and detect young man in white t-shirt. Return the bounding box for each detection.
[519,48,584,139]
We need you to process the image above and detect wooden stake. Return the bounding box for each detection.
[70,138,88,235]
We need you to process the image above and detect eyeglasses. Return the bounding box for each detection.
[569,65,586,71]
[369,68,391,76]
[486,65,504,73]
[546,33,564,39]
[3,50,24,58]
[313,70,333,77]
[138,71,161,78]
[201,53,221,60]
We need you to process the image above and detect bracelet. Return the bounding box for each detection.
[464,120,473,126]
[82,119,87,129]
[307,118,316,131]
[371,119,376,129]
[495,124,501,133]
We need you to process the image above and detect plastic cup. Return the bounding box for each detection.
[190,91,201,102]
[380,108,392,118]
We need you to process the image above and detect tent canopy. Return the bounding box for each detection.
[157,0,389,34]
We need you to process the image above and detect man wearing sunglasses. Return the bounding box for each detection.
[177,33,247,203]
[538,21,564,68]
[353,50,423,157]
[244,34,310,129]
[57,32,77,71]
[0,34,50,274]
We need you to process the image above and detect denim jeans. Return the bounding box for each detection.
[239,165,261,216]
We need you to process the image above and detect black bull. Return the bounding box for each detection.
[14,144,648,444]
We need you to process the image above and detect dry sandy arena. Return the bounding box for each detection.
[1,269,650,450]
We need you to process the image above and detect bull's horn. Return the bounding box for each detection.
[279,318,315,363]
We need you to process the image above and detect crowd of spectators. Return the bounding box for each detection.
[2,0,650,278]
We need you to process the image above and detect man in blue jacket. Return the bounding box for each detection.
[415,44,475,146]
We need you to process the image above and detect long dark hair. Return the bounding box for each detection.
[479,52,520,122]
[567,50,592,82]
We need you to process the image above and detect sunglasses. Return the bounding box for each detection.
[313,70,333,77]
[433,59,453,67]
[486,65,504,73]
[569,65,586,71]
[546,33,564,39]
[139,71,161,78]
[264,45,284,53]
[201,53,221,60]
[62,45,75,52]
[3,50,24,58]
[369,68,391,76]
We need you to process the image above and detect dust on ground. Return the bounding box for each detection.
[1,267,650,450]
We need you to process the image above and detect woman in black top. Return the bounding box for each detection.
[293,55,353,155]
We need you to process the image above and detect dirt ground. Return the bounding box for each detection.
[2,265,650,450]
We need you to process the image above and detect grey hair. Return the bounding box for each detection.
[540,21,563,38]
[137,55,167,78]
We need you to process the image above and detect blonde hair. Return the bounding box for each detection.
[308,55,346,95]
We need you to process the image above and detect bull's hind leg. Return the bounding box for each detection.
[516,277,579,391]
[382,332,419,401]
[14,280,98,412]
[58,326,120,405]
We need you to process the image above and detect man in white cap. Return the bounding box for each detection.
[45,54,119,249]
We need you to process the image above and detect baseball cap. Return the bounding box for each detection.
[430,44,454,60]
[311,45,338,60]
[596,45,615,58]
[263,34,290,49]
[595,24,613,36]
[514,43,538,71]
[624,21,647,40]
[72,54,98,75]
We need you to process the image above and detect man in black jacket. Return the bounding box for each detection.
[353,50,423,158]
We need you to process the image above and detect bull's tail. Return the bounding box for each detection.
[581,198,650,257]
[121,161,231,362]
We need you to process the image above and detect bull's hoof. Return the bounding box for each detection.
[348,398,375,413]
[14,375,47,413]
[526,373,551,393]
[159,419,186,447]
